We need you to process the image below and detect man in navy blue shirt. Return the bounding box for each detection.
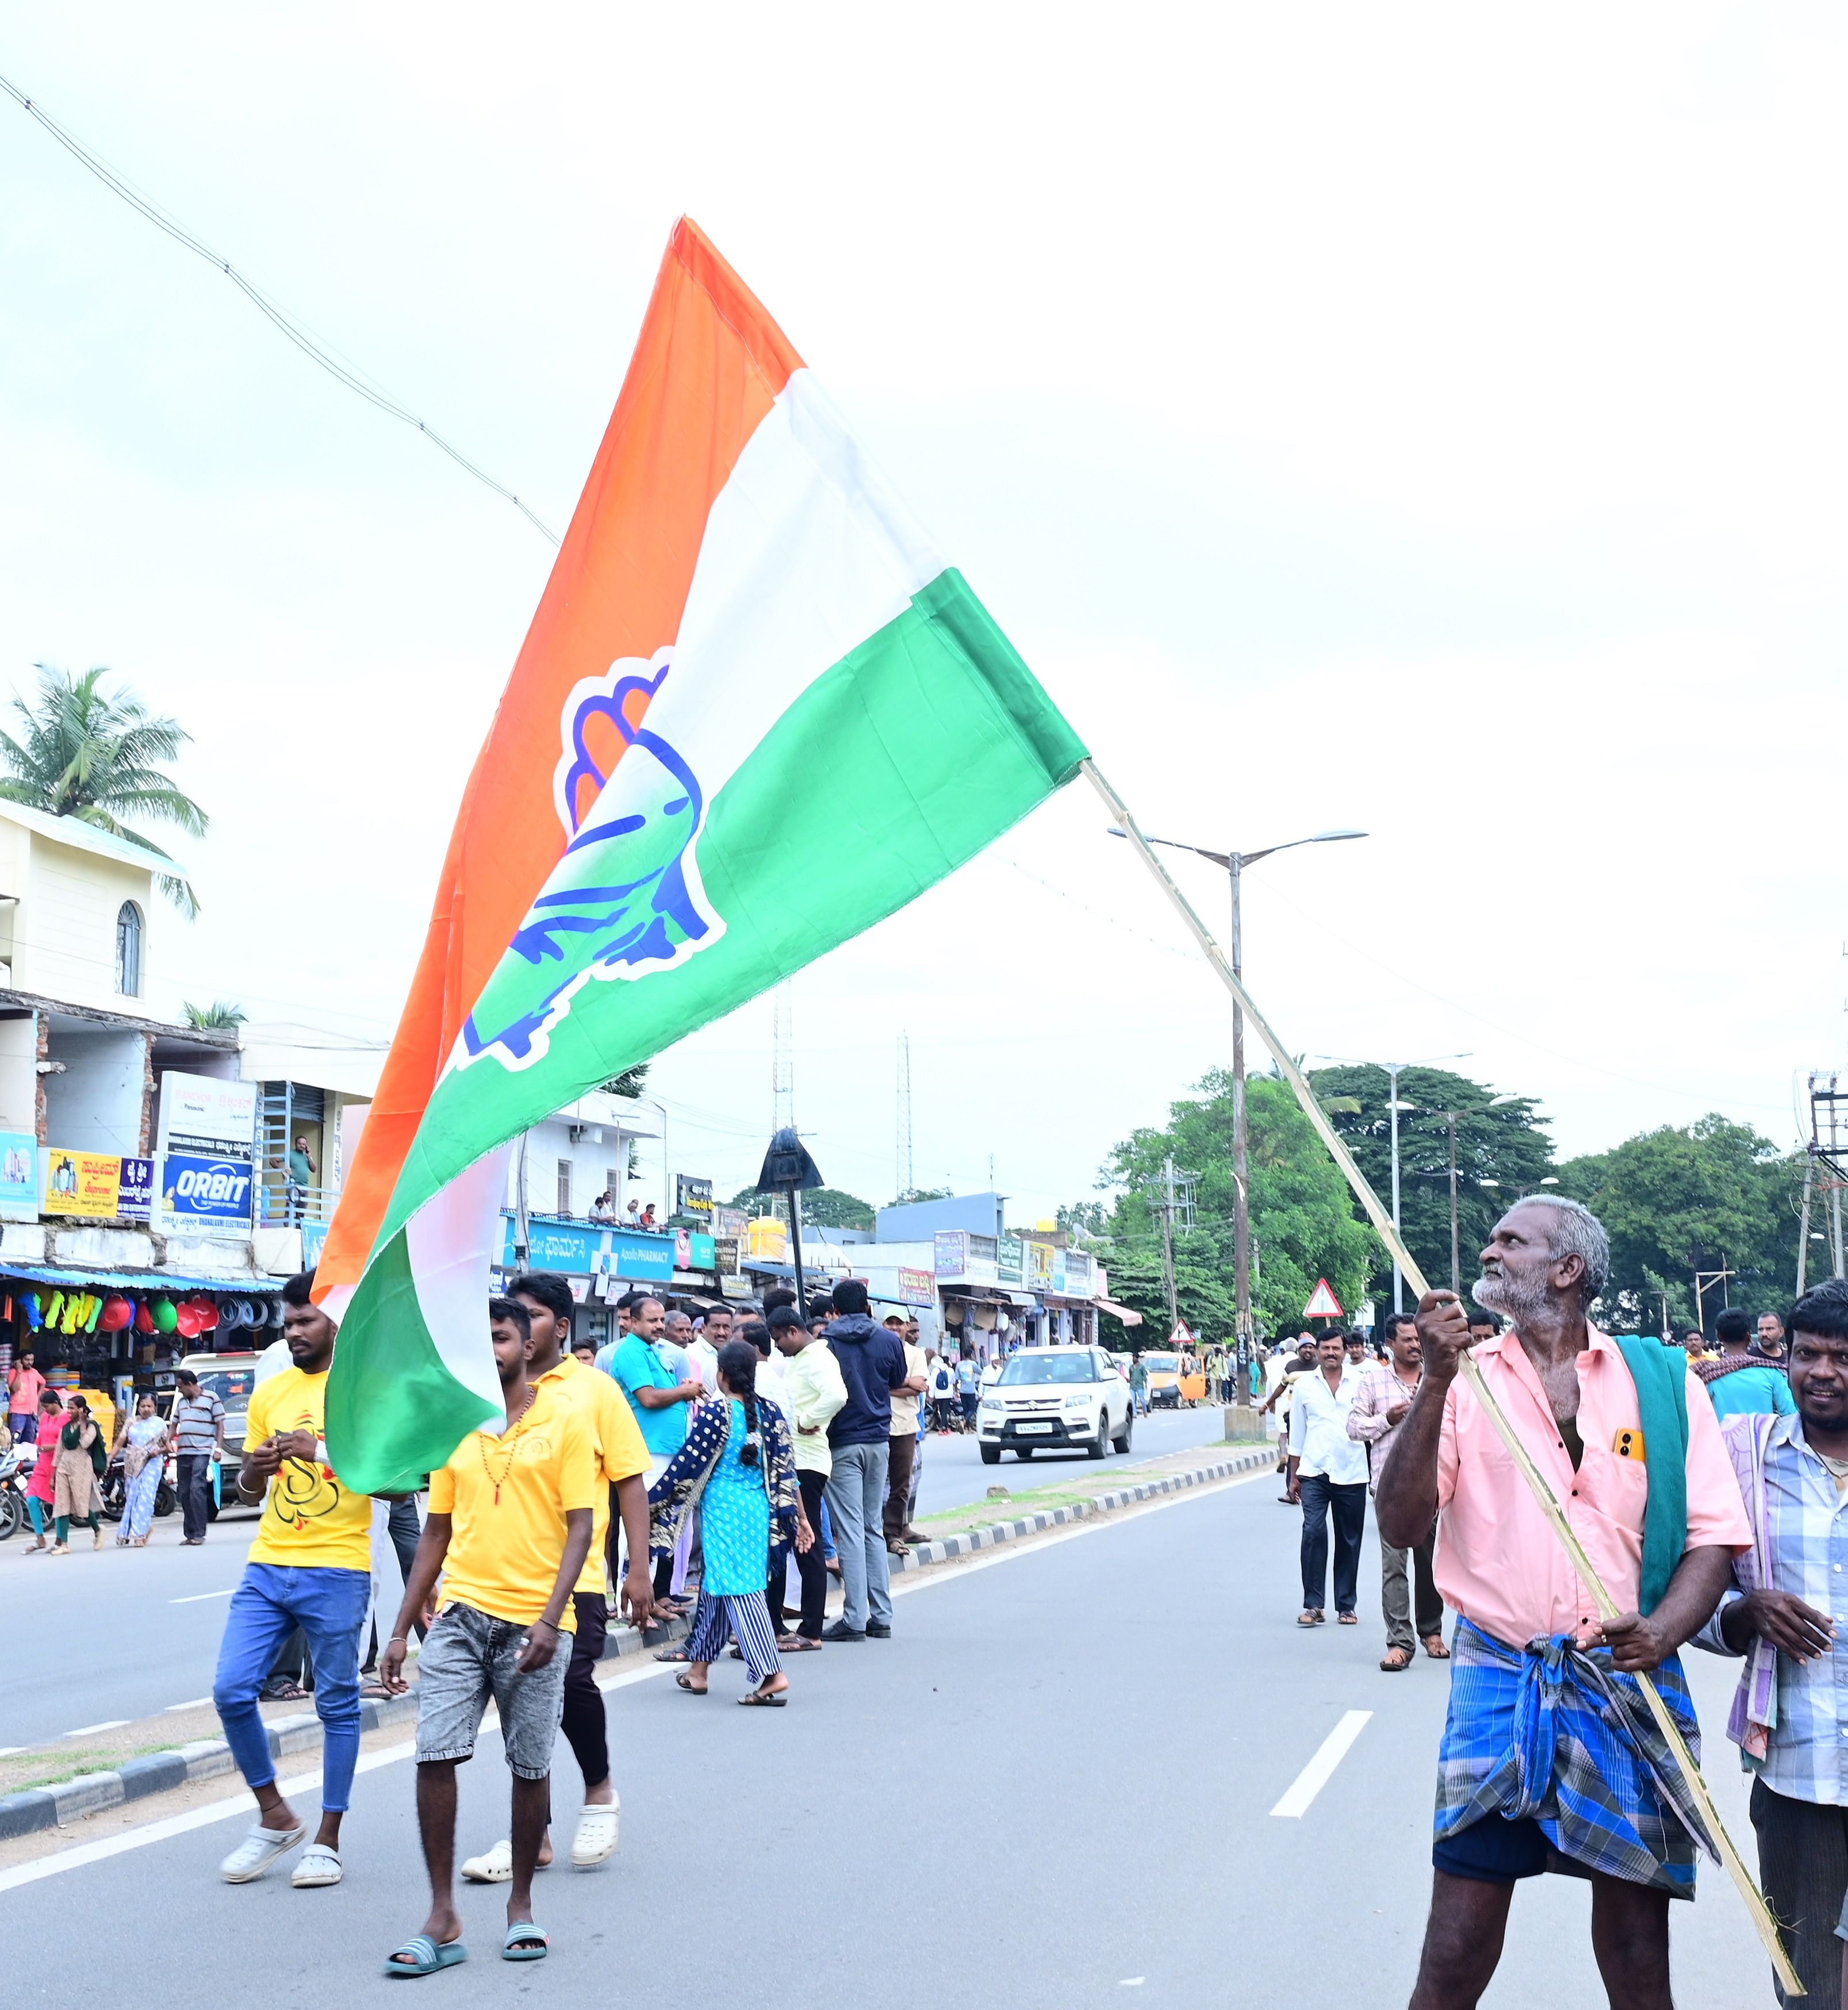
[821,1280,908,1641]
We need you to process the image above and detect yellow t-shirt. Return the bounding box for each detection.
[534,1353,650,1598]
[243,1367,374,1574]
[428,1382,596,1627]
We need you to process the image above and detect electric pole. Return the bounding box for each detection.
[1447,1110,1460,1295]
[1159,1154,1179,1332]
[1230,853,1251,1368]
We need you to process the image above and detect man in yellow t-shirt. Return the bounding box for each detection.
[212,1269,379,1892]
[458,1271,651,1886]
[380,1297,593,1972]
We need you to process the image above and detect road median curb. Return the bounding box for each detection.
[894,1444,1272,1574]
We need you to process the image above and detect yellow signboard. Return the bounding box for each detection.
[43,1149,123,1219]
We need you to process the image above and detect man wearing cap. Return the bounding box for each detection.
[171,1368,226,1546]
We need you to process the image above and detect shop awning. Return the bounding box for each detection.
[1095,1296,1145,1326]
[0,1262,283,1295]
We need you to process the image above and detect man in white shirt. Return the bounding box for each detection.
[1286,1329,1370,1627]
[881,1314,930,1553]
[685,1307,729,1396]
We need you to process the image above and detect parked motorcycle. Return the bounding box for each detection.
[0,1441,36,1540]
[98,1448,178,1525]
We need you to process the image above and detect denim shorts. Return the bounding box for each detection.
[414,1601,570,1779]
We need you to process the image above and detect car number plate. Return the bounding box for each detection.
[1014,1421,1054,1433]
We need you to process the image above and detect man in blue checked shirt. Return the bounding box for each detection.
[1696,1279,1848,2004]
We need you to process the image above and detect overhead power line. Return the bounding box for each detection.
[0,72,561,547]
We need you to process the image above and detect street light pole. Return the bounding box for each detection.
[1388,1062,1405,1315]
[1447,1111,1460,1295]
[1229,851,1249,1364]
[1108,822,1366,1374]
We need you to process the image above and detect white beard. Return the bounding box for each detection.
[1474,1268,1550,1328]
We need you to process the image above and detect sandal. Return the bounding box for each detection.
[653,1646,691,1663]
[1422,1634,1451,1659]
[779,1635,821,1652]
[384,1935,467,1978]
[674,1672,708,1695]
[738,1686,787,1707]
[502,1923,548,1962]
[1379,1647,1413,1671]
[1337,1612,1358,1625]
[1297,1610,1324,1627]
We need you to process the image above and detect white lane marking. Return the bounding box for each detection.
[170,1589,234,1604]
[1121,1980,1147,1988]
[1270,1709,1374,1818]
[62,1721,129,1737]
[0,1742,414,1893]
[165,1698,212,1712]
[0,1748,21,1759]
[1,1465,1256,1885]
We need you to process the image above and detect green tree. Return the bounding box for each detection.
[1099,1068,1377,1340]
[0,665,208,914]
[1558,1114,1795,1329]
[1056,1200,1109,1241]
[796,1187,877,1231]
[602,1062,650,1098]
[1308,1064,1555,1299]
[723,1184,877,1231]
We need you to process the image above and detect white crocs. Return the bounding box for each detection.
[220,1823,306,1884]
[459,1838,513,1884]
[291,1843,343,1888]
[570,1794,620,1867]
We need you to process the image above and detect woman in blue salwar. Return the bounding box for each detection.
[649,1339,810,1706]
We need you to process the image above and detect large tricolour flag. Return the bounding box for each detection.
[320,220,1088,1490]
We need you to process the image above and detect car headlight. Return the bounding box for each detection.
[979,1399,1003,1414]
[1062,1393,1092,1410]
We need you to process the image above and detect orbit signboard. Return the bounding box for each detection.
[154,1071,259,1236]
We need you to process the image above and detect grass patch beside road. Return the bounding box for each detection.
[4,1744,172,1793]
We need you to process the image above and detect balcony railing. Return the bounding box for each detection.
[256,1178,337,1228]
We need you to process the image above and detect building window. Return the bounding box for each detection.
[115,902,143,996]
[556,1158,572,1216]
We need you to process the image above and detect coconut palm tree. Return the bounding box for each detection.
[0,665,209,914]
[182,1000,246,1029]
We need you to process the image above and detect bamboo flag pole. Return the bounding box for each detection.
[1081,759,1801,1993]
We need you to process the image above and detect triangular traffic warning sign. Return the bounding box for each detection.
[1303,1278,1344,1319]
[1168,1319,1195,1349]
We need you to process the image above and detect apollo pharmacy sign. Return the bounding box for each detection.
[155,1072,259,1234]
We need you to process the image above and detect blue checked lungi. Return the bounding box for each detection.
[1435,1617,1712,1897]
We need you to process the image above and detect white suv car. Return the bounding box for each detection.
[977,1347,1133,1464]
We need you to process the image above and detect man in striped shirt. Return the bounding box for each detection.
[171,1370,226,1545]
[1695,1280,1848,2003]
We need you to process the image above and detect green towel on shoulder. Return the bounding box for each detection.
[1613,1334,1689,1616]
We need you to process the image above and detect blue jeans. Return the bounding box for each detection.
[824,1440,891,1631]
[213,1563,370,1810]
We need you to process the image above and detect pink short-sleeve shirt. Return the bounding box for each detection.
[1434,1328,1751,1647]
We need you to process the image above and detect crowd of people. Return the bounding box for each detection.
[187,1263,975,1976]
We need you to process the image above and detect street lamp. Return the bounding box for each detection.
[1108,823,1367,1366]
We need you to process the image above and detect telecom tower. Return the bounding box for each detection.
[772,981,794,1134]
[896,1030,913,1204]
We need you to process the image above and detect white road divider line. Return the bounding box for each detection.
[62,1721,129,1737]
[164,1698,212,1712]
[1270,1710,1372,1819]
[1,1465,1256,1886]
[170,1589,234,1604]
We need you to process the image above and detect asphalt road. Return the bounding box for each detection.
[0,1406,1233,1747]
[3,1456,1772,2008]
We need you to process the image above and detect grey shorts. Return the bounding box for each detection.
[414,1601,570,1779]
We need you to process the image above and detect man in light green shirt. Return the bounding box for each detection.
[772,1305,847,1645]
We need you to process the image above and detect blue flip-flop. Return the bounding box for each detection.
[503,1923,549,1962]
[384,1935,467,1978]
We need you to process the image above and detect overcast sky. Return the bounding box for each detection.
[2,5,1842,1225]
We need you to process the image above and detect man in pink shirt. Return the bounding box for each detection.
[1377,1195,1750,2010]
